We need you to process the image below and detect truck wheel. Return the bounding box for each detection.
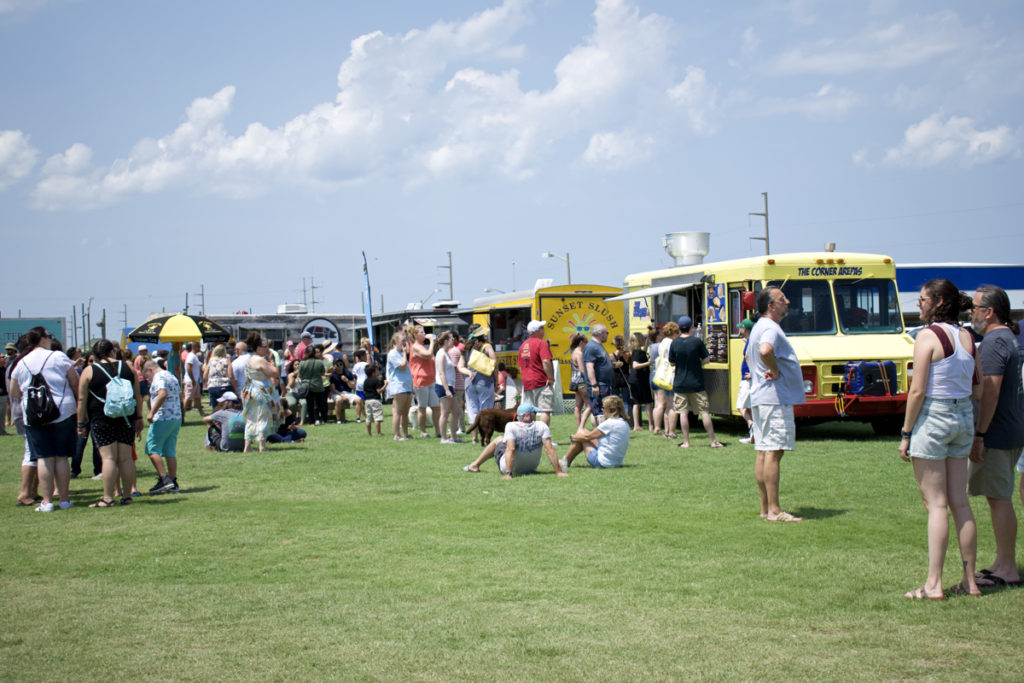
[871,417,902,436]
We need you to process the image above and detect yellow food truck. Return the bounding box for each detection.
[471,284,625,396]
[611,252,913,433]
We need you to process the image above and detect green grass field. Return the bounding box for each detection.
[1,411,1021,681]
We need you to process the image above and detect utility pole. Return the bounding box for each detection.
[194,285,205,315]
[80,303,86,346]
[310,276,320,313]
[72,306,78,347]
[749,191,770,255]
[438,251,454,300]
[97,308,107,340]
[120,304,128,330]
[185,292,190,314]
[302,278,308,309]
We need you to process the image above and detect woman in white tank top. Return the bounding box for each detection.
[899,279,983,600]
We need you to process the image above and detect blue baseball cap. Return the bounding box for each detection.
[677,315,693,330]
[516,402,538,417]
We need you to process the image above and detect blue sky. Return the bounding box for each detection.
[1,0,1021,329]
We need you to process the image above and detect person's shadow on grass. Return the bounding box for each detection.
[791,506,846,520]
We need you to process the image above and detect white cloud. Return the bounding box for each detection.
[32,88,235,209]
[0,0,65,14]
[583,130,654,168]
[667,66,718,135]
[767,11,964,76]
[740,27,759,55]
[880,113,1021,167]
[749,83,861,120]
[0,130,38,190]
[32,0,682,208]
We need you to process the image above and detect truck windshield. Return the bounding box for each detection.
[833,278,903,334]
[770,280,835,335]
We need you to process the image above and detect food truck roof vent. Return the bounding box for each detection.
[663,232,710,266]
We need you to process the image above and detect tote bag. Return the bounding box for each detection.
[467,348,496,376]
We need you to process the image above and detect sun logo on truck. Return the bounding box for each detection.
[562,311,599,335]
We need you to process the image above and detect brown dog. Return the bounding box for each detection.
[465,399,520,444]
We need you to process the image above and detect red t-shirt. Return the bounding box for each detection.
[518,336,552,390]
[409,345,435,388]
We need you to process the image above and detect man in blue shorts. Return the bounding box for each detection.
[583,324,614,422]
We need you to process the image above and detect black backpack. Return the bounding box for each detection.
[25,352,63,427]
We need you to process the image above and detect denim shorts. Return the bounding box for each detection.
[586,449,620,468]
[908,397,973,461]
[585,384,610,416]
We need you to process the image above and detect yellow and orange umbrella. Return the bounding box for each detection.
[128,314,231,344]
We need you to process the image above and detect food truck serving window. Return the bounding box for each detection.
[833,279,903,334]
[767,280,835,335]
[490,307,531,344]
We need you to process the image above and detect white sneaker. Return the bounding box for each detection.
[35,502,54,512]
[440,439,454,444]
[739,435,753,444]
[59,500,73,510]
[559,458,569,472]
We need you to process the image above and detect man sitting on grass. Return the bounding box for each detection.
[560,395,631,470]
[203,391,244,452]
[461,402,567,479]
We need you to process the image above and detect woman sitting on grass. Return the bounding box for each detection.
[560,395,631,470]
[268,396,307,444]
[899,279,982,600]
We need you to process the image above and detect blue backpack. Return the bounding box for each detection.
[91,361,137,424]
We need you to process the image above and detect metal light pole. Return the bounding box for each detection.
[541,252,571,284]
[749,191,770,255]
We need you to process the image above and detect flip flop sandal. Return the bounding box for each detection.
[947,583,982,597]
[89,499,117,508]
[766,511,802,523]
[120,497,133,506]
[904,587,945,600]
[976,575,1024,588]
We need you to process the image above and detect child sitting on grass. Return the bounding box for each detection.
[362,364,387,436]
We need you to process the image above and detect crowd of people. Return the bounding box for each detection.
[2,327,385,508]
[4,282,1023,603]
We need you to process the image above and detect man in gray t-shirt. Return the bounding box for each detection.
[968,286,1024,587]
[746,286,806,523]
[460,402,566,478]
[202,392,244,452]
